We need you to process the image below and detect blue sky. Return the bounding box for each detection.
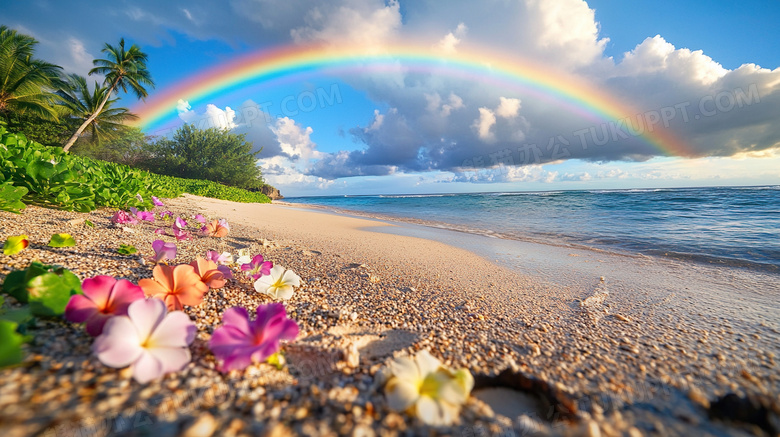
[5,0,780,196]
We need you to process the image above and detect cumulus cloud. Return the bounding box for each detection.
[290,0,402,47]
[473,108,497,142]
[435,22,467,53]
[177,100,237,130]
[495,97,521,118]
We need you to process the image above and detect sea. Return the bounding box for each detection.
[284,185,780,274]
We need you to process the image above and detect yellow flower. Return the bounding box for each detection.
[384,350,473,426]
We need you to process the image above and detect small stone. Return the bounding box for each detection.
[614,314,631,322]
[350,312,358,322]
[182,413,218,437]
[345,343,360,368]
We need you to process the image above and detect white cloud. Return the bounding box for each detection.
[435,22,467,54]
[617,35,728,85]
[290,0,402,48]
[473,107,497,142]
[495,97,521,118]
[177,101,237,130]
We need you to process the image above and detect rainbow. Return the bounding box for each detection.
[132,43,691,157]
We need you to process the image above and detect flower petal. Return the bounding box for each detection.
[84,313,113,337]
[64,294,98,324]
[81,275,116,310]
[415,396,451,426]
[147,346,191,374]
[385,378,419,412]
[148,311,196,348]
[93,316,143,368]
[127,298,166,342]
[132,350,164,384]
[415,350,442,377]
[106,279,145,314]
[389,356,420,381]
[281,270,301,288]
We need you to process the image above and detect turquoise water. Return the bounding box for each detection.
[284,186,780,272]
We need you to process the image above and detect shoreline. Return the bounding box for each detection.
[1,194,778,436]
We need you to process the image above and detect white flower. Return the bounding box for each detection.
[254,265,301,300]
[235,248,252,266]
[384,350,474,426]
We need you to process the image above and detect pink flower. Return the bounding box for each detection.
[209,303,298,372]
[64,276,145,336]
[175,217,188,228]
[159,211,173,220]
[241,254,272,280]
[217,265,234,280]
[172,219,190,240]
[152,196,164,206]
[136,211,155,222]
[205,250,233,265]
[154,228,167,235]
[194,214,207,224]
[149,240,176,264]
[111,210,138,225]
[93,298,196,383]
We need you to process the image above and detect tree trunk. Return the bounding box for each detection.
[62,79,118,152]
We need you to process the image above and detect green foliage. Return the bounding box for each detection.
[3,235,29,255]
[144,124,264,190]
[0,319,25,368]
[0,182,28,213]
[48,233,76,247]
[151,174,271,203]
[70,126,151,165]
[3,261,82,317]
[4,113,72,148]
[117,244,138,255]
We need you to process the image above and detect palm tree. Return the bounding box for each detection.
[0,25,62,123]
[56,74,138,146]
[62,38,153,152]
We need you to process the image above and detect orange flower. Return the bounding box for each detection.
[138,264,208,311]
[203,219,229,238]
[190,257,227,289]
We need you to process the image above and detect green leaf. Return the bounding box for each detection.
[0,320,25,368]
[2,262,81,317]
[0,184,28,213]
[26,273,77,316]
[48,233,76,247]
[84,219,95,228]
[117,244,138,255]
[3,235,29,255]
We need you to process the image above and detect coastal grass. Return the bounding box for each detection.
[0,127,270,213]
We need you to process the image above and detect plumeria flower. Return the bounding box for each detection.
[194,214,207,224]
[209,303,298,372]
[190,257,227,289]
[136,211,155,222]
[111,210,138,225]
[149,240,176,264]
[206,250,234,266]
[217,265,234,280]
[64,276,145,337]
[384,350,474,426]
[174,217,188,229]
[202,219,229,238]
[254,265,300,300]
[93,298,196,384]
[151,196,164,206]
[235,248,252,266]
[241,254,273,280]
[172,227,190,241]
[138,264,208,311]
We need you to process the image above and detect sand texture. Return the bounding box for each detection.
[0,194,778,436]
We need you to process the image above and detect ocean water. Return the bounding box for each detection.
[284,186,780,273]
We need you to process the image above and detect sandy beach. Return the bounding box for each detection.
[1,194,778,436]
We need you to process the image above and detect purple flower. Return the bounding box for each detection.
[152,196,164,206]
[159,211,173,219]
[154,228,167,235]
[149,240,177,264]
[205,250,233,265]
[136,211,155,222]
[175,217,188,229]
[240,254,272,280]
[111,210,138,225]
[172,227,190,241]
[209,303,298,372]
[217,265,234,280]
[129,206,139,216]
[194,214,207,224]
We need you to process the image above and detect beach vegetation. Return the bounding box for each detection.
[56,74,138,147]
[3,235,28,255]
[62,39,154,152]
[3,261,82,317]
[116,244,138,256]
[47,233,76,247]
[0,26,62,124]
[92,298,195,383]
[141,124,265,190]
